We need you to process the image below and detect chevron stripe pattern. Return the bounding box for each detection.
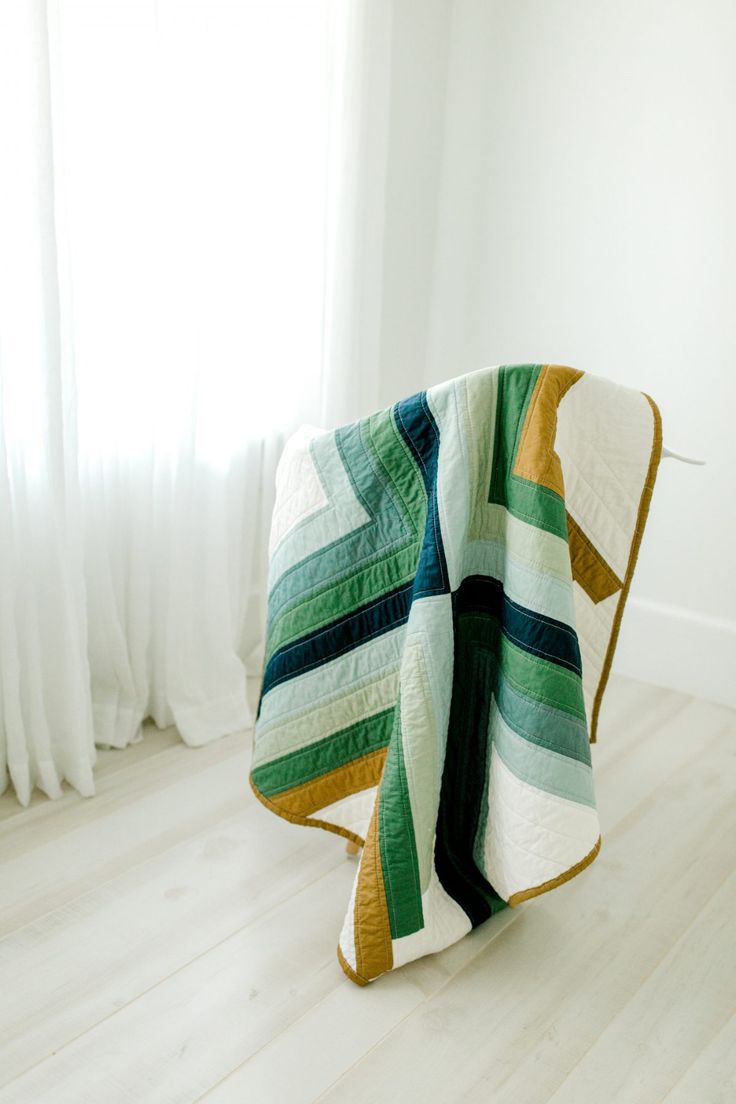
[250,364,662,985]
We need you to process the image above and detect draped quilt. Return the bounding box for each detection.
[249,364,662,985]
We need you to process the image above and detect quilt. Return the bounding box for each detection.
[249,364,662,984]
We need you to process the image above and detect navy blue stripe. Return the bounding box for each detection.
[261,580,413,696]
[393,391,450,598]
[455,575,582,675]
[435,616,507,926]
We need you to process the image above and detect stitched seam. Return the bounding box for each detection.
[264,609,411,694]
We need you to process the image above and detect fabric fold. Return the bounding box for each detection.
[250,364,662,984]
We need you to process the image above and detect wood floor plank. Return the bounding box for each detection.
[0,862,368,1104]
[0,677,731,1104]
[199,910,521,1104]
[660,1014,736,1104]
[0,723,179,826]
[198,686,726,1102]
[314,699,736,1104]
[543,870,736,1104]
[0,803,345,1085]
[0,729,252,934]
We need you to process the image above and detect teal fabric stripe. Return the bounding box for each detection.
[495,668,591,765]
[267,433,369,592]
[267,417,408,622]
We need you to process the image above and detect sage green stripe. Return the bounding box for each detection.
[367,408,423,539]
[251,708,394,797]
[265,541,419,661]
[268,411,415,622]
[252,665,399,770]
[495,669,591,765]
[490,700,595,807]
[268,433,370,592]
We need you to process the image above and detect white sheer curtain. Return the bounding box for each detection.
[0,0,395,805]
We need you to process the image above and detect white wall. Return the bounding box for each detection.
[380,0,736,705]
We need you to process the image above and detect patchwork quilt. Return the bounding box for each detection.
[250,364,662,985]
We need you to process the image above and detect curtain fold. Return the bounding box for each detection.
[0,0,96,804]
[1,0,376,805]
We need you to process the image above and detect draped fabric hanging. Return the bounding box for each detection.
[0,0,397,804]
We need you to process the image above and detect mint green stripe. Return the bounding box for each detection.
[463,538,576,627]
[256,625,404,736]
[490,701,595,807]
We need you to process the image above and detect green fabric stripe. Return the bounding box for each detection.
[268,416,410,620]
[250,708,394,797]
[459,612,587,721]
[267,432,369,592]
[488,364,539,502]
[488,364,569,539]
[491,701,595,807]
[252,667,400,770]
[495,668,591,765]
[367,408,423,539]
[265,411,427,660]
[378,708,424,939]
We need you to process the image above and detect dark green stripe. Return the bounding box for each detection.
[459,613,586,720]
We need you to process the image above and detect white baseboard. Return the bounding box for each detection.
[612,597,736,709]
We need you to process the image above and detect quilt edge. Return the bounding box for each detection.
[588,392,663,743]
[247,772,366,848]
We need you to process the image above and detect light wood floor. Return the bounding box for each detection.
[0,675,733,1103]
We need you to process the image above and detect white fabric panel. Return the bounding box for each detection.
[268,426,328,559]
[556,374,654,581]
[556,374,656,718]
[483,747,600,902]
[427,382,469,591]
[391,867,472,969]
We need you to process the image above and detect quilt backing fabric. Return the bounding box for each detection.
[250,364,662,985]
